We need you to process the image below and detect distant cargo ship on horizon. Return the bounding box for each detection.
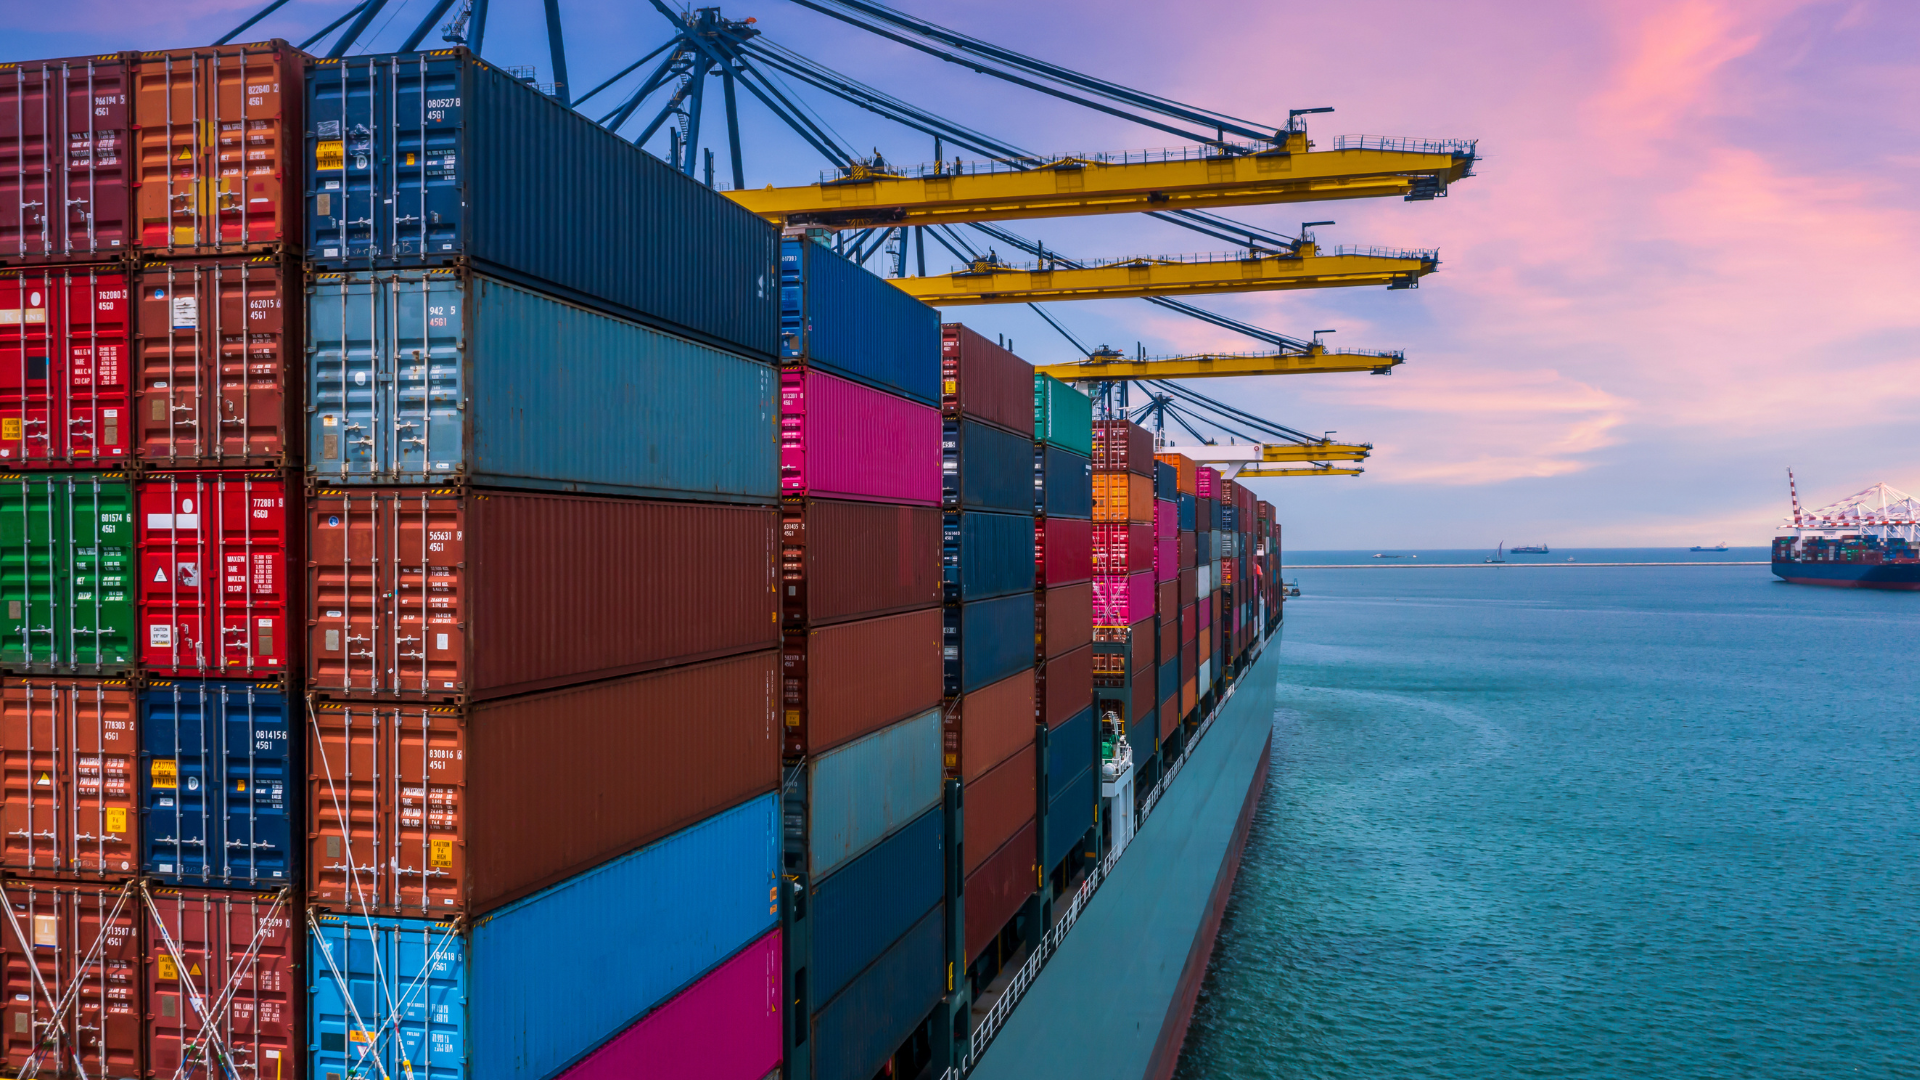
[1772,473,1920,590]
[1509,543,1549,554]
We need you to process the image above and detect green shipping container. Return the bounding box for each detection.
[1034,374,1093,457]
[0,473,136,673]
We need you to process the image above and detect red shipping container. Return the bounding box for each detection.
[1041,516,1091,587]
[1042,582,1091,660]
[784,608,942,756]
[130,44,305,256]
[308,649,780,918]
[1091,523,1153,577]
[1092,420,1154,476]
[0,880,142,1079]
[781,498,940,628]
[780,368,940,505]
[964,819,1035,962]
[0,56,133,265]
[950,668,1033,783]
[941,324,1033,437]
[1153,453,1196,496]
[1041,644,1091,728]
[1180,566,1197,606]
[1182,603,1197,645]
[1159,694,1179,741]
[137,470,298,679]
[0,265,132,465]
[0,678,139,879]
[143,886,297,1080]
[1091,570,1155,626]
[309,487,776,702]
[133,255,299,468]
[1180,532,1197,570]
[1159,610,1177,661]
[964,744,1035,877]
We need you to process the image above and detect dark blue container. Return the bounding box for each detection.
[1045,767,1095,868]
[781,238,940,404]
[1155,460,1177,498]
[810,903,944,1080]
[1034,444,1093,519]
[945,510,1036,601]
[948,592,1037,695]
[1130,705,1157,746]
[810,804,945,1005]
[947,418,1034,514]
[1046,705,1095,799]
[1200,499,1215,532]
[1220,503,1237,531]
[140,681,294,888]
[305,50,779,360]
[1178,492,1196,532]
[1198,529,1213,565]
[1158,657,1179,703]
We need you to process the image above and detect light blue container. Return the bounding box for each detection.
[807,708,943,878]
[308,794,779,1080]
[307,268,777,501]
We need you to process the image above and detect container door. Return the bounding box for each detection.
[306,55,464,265]
[134,47,297,253]
[217,685,294,886]
[0,881,144,1079]
[137,472,293,677]
[0,59,131,261]
[0,474,134,672]
[308,916,466,1080]
[0,681,65,875]
[17,680,138,878]
[308,272,465,484]
[141,682,293,887]
[0,267,131,466]
[135,257,294,467]
[308,488,465,698]
[144,887,298,1080]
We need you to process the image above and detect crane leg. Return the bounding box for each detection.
[722,69,746,190]
[326,0,392,58]
[542,0,572,104]
[469,0,492,54]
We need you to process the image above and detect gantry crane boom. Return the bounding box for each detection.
[1181,442,1373,464]
[1234,464,1364,477]
[1033,344,1401,380]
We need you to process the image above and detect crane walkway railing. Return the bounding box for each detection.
[947,245,1437,275]
[1329,134,1479,156]
[820,133,1476,182]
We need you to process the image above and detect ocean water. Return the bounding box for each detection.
[1175,556,1920,1079]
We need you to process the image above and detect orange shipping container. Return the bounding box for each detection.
[1091,473,1154,524]
[143,886,298,1080]
[0,679,139,879]
[948,668,1034,783]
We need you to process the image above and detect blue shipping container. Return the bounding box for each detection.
[1198,529,1213,565]
[1155,460,1177,498]
[1046,705,1095,800]
[1036,444,1093,519]
[810,904,944,1080]
[140,681,294,887]
[946,510,1036,601]
[948,593,1037,695]
[1130,705,1157,747]
[308,269,777,500]
[1045,766,1096,868]
[780,238,940,404]
[309,794,778,1080]
[947,419,1032,514]
[809,804,945,1006]
[1178,492,1197,532]
[807,708,942,879]
[1158,657,1179,704]
[305,50,778,359]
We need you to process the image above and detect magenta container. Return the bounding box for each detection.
[1044,516,1092,586]
[781,368,941,504]
[1196,466,1217,499]
[1092,570,1156,625]
[1156,537,1179,583]
[1155,498,1175,539]
[1198,594,1213,630]
[555,929,782,1080]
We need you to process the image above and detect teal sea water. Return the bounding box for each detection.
[1175,553,1920,1079]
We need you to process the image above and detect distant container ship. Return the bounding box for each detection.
[1772,473,1920,590]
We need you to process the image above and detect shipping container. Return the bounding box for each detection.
[143,885,299,1080]
[1092,523,1154,576]
[552,929,781,1080]
[805,708,941,879]
[0,677,138,878]
[1091,472,1154,524]
[132,43,305,256]
[133,255,298,467]
[1198,562,1214,596]
[963,819,1035,961]
[782,368,941,505]
[809,805,944,1006]
[1155,497,1174,538]
[308,794,778,1080]
[1156,535,1178,583]
[784,608,942,756]
[807,904,943,1080]
[1180,530,1197,571]
[1032,375,1092,457]
[0,265,132,466]
[1157,581,1178,634]
[1154,459,1177,499]
[1042,644,1091,728]
[136,470,297,679]
[964,744,1036,877]
[0,470,135,673]
[1156,453,1197,496]
[1035,443,1093,520]
[140,680,293,888]
[946,510,1033,602]
[1129,614,1156,676]
[1181,601,1197,645]
[309,487,776,701]
[307,650,779,918]
[780,499,939,628]
[940,324,1033,435]
[1092,420,1155,476]
[0,879,142,1078]
[782,240,939,404]
[1197,466,1218,499]
[1130,647,1156,725]
[1177,491,1196,532]
[1161,694,1182,741]
[1042,582,1092,660]
[1040,516,1091,587]
[308,268,778,499]
[1132,704,1157,749]
[1044,766,1095,869]
[1046,706,1095,799]
[0,55,133,264]
[947,593,1035,696]
[947,668,1034,784]
[947,418,1031,514]
[1158,658,1178,707]
[1092,570,1156,627]
[306,50,778,359]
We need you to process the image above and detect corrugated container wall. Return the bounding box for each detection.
[0,881,142,1078]
[781,368,940,505]
[940,324,1034,435]
[782,239,939,403]
[1035,444,1093,519]
[948,668,1034,783]
[808,905,944,1080]
[307,269,777,499]
[306,51,779,359]
[137,471,299,679]
[0,678,139,878]
[1033,375,1092,456]
[0,55,134,264]
[1043,582,1093,659]
[781,500,941,628]
[140,680,294,887]
[0,471,136,674]
[808,805,944,1006]
[949,510,1035,601]
[1042,517,1092,587]
[964,744,1036,876]
[949,593,1036,695]
[949,418,1032,514]
[143,886,299,1080]
[805,708,942,879]
[964,819,1035,961]
[0,265,132,466]
[785,608,943,755]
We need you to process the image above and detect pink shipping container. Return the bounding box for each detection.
[1091,570,1155,626]
[1196,466,1218,499]
[1155,498,1175,539]
[1199,594,1213,631]
[780,368,939,504]
[1156,537,1178,583]
[555,929,782,1080]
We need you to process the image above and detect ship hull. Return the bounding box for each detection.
[1773,560,1920,590]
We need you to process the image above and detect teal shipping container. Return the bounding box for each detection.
[307,268,777,501]
[1034,374,1093,457]
[805,708,942,879]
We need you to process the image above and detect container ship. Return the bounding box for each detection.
[0,41,1284,1080]
[1773,473,1920,590]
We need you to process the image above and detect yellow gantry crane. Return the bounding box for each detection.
[1033,343,1402,380]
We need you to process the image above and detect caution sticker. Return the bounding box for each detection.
[430,839,452,868]
[2,419,18,441]
[151,759,178,789]
[315,140,344,171]
[105,808,126,834]
[157,956,178,981]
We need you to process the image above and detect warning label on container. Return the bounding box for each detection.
[157,956,177,981]
[430,840,452,868]
[1,420,18,441]
[149,623,172,646]
[315,140,344,171]
[151,759,178,789]
[170,296,197,330]
[105,808,125,834]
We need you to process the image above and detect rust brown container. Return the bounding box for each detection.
[963,818,1035,963]
[0,879,143,1079]
[1160,609,1177,661]
[143,885,298,1080]
[1180,566,1197,607]
[1129,615,1156,675]
[1092,420,1155,477]
[940,324,1035,437]
[1041,644,1091,728]
[0,55,134,266]
[1042,582,1091,660]
[309,487,777,702]
[946,668,1033,783]
[130,43,306,256]
[780,498,940,629]
[307,649,779,918]
[963,744,1035,877]
[0,679,140,880]
[133,255,300,467]
[782,607,942,757]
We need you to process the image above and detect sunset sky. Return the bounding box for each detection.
[13,0,1916,547]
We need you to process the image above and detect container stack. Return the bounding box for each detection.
[778,236,948,1080]
[1153,451,1201,761]
[295,49,784,1080]
[1194,465,1224,708]
[1033,380,1096,905]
